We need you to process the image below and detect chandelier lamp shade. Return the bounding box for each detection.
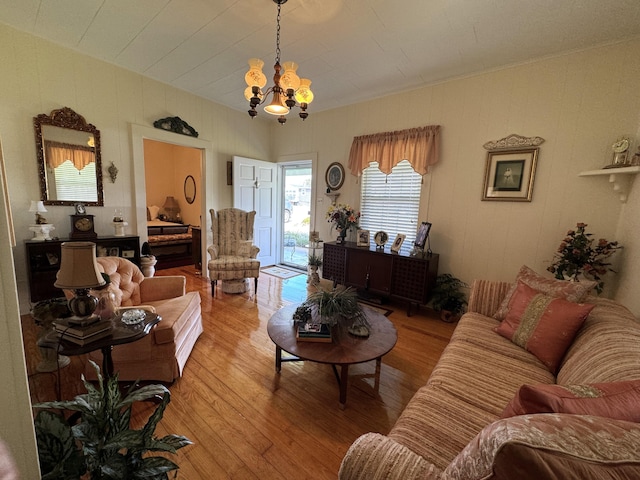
[245,0,314,124]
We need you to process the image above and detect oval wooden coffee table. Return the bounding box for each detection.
[267,303,397,408]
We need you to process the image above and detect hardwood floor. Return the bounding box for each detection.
[23,266,457,479]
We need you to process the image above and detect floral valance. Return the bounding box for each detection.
[44,140,95,171]
[347,125,441,176]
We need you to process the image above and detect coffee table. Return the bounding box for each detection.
[267,303,397,408]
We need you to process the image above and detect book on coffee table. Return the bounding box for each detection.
[296,322,332,343]
[56,328,113,346]
[54,318,112,338]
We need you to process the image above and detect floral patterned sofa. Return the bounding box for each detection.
[339,266,640,479]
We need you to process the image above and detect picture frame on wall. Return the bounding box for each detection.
[482,141,541,202]
[325,162,345,191]
[390,234,405,253]
[356,229,370,247]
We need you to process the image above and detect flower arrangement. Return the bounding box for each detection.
[326,203,360,235]
[547,222,622,294]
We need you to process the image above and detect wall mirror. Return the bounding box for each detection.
[184,175,196,204]
[34,107,104,206]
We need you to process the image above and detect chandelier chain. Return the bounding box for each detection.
[275,2,281,64]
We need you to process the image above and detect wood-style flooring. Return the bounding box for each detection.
[22,265,457,479]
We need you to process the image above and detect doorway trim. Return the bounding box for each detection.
[130,124,214,275]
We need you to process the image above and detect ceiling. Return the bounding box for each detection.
[1,0,640,116]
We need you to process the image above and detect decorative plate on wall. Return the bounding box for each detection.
[325,162,345,191]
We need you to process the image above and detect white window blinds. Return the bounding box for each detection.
[52,160,98,202]
[359,160,422,249]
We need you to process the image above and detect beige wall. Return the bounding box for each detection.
[0,23,271,476]
[273,37,640,315]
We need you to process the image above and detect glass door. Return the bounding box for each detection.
[281,163,312,269]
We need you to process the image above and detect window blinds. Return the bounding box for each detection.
[359,160,422,248]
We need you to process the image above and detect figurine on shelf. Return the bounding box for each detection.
[631,146,640,167]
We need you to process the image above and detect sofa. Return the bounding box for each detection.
[339,269,640,479]
[83,257,203,383]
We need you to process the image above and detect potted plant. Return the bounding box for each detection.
[33,361,191,480]
[547,222,622,294]
[303,286,370,336]
[140,241,157,277]
[429,274,468,323]
[307,253,323,286]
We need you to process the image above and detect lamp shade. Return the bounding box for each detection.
[54,242,106,290]
[163,196,179,211]
[29,200,47,213]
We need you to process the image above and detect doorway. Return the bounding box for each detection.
[281,162,312,269]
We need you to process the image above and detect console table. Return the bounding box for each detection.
[25,236,140,302]
[322,241,439,314]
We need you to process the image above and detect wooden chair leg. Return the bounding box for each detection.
[254,277,258,294]
[211,280,217,297]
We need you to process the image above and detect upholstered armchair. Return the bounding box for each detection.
[207,208,260,297]
[75,257,203,382]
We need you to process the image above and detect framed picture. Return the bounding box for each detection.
[122,249,135,258]
[325,162,345,191]
[108,247,119,257]
[356,229,370,247]
[482,148,539,201]
[390,233,405,253]
[414,221,432,249]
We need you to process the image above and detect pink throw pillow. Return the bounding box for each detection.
[495,282,594,373]
[501,380,640,422]
[494,265,596,320]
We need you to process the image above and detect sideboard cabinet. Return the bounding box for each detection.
[25,236,140,302]
[322,241,439,313]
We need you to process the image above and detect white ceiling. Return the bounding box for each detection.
[1,0,640,116]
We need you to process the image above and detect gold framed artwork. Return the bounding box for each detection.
[482,134,544,202]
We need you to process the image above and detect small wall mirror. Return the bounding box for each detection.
[184,175,196,204]
[34,107,104,206]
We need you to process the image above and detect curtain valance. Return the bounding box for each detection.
[348,125,440,176]
[44,140,95,171]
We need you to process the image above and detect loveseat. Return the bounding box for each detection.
[339,267,640,479]
[83,257,203,383]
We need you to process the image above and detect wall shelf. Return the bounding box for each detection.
[325,192,340,205]
[578,166,640,203]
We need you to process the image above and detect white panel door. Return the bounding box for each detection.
[233,156,277,266]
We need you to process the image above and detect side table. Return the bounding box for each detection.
[38,310,160,378]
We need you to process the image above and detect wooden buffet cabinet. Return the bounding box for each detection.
[322,241,439,313]
[25,236,140,302]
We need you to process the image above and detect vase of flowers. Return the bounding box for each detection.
[326,203,360,241]
[547,222,622,294]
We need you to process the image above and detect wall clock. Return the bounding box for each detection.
[70,214,97,240]
[325,162,345,191]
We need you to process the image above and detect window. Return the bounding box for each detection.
[359,159,422,249]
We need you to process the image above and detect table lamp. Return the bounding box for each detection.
[28,200,55,241]
[54,242,106,319]
[163,196,180,222]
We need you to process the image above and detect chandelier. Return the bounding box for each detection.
[245,0,314,124]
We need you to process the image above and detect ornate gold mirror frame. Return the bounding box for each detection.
[34,107,104,206]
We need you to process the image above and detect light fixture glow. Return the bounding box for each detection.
[245,0,313,123]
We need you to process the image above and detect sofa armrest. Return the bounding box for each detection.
[139,276,186,302]
[339,433,441,480]
[466,279,511,317]
[444,414,640,480]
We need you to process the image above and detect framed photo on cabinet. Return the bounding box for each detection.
[390,234,405,253]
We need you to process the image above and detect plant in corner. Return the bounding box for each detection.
[429,274,468,323]
[547,222,622,294]
[33,361,192,480]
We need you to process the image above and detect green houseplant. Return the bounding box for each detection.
[307,253,323,268]
[302,286,370,336]
[547,222,622,294]
[429,274,468,322]
[33,361,191,480]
